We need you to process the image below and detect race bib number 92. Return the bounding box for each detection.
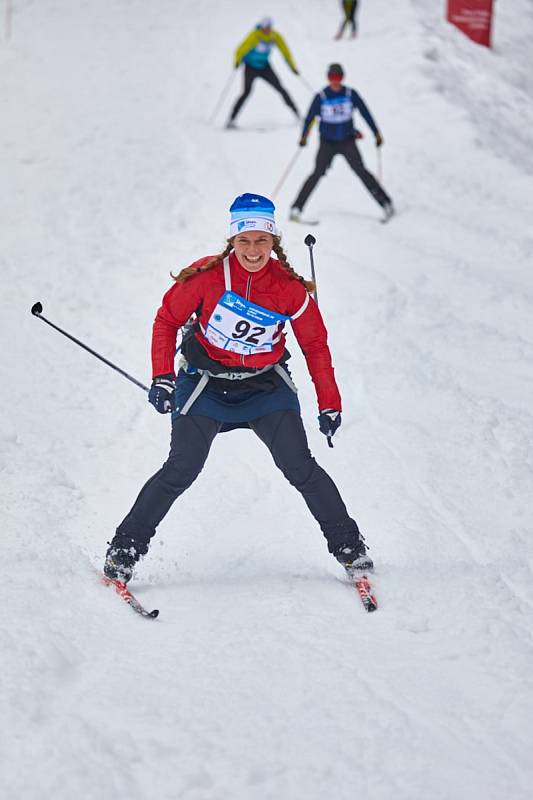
[205,291,289,355]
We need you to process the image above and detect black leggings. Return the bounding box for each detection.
[340,1,358,34]
[293,137,390,211]
[230,63,299,121]
[117,410,360,558]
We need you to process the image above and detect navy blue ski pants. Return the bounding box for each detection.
[116,410,360,557]
[293,137,390,211]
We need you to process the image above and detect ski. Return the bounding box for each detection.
[353,574,378,612]
[102,575,159,619]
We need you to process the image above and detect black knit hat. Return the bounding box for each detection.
[327,63,344,78]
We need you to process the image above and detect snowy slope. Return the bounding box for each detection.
[1,1,533,798]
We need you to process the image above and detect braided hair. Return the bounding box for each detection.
[271,238,315,293]
[171,241,234,283]
[171,236,315,294]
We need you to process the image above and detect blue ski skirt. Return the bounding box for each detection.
[171,367,300,432]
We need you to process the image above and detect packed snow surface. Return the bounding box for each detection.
[1,1,533,798]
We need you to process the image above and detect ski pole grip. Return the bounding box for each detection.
[31,302,43,316]
[304,235,318,305]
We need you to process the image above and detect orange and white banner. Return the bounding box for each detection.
[446,0,494,48]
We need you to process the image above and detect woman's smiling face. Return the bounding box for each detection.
[232,231,274,272]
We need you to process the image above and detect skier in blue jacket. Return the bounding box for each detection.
[290,63,394,222]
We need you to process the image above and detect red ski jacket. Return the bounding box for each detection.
[152,252,342,411]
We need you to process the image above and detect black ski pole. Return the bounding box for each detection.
[208,68,237,125]
[271,148,301,199]
[303,236,334,448]
[304,233,318,305]
[31,302,149,393]
[377,145,383,182]
[297,74,315,94]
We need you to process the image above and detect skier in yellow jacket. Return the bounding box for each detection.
[226,17,300,128]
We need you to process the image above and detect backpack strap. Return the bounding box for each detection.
[223,256,232,291]
[178,372,210,415]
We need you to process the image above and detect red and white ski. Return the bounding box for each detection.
[102,575,159,619]
[353,574,378,613]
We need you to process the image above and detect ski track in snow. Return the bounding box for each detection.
[1,1,533,798]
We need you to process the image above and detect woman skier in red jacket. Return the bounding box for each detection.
[104,194,372,583]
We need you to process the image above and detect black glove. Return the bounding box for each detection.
[375,131,384,147]
[299,136,308,147]
[318,409,341,445]
[148,374,175,414]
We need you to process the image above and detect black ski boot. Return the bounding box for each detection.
[335,537,374,577]
[103,535,148,584]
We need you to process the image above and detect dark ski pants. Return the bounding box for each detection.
[293,137,390,211]
[116,410,360,558]
[340,0,358,35]
[230,63,299,121]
